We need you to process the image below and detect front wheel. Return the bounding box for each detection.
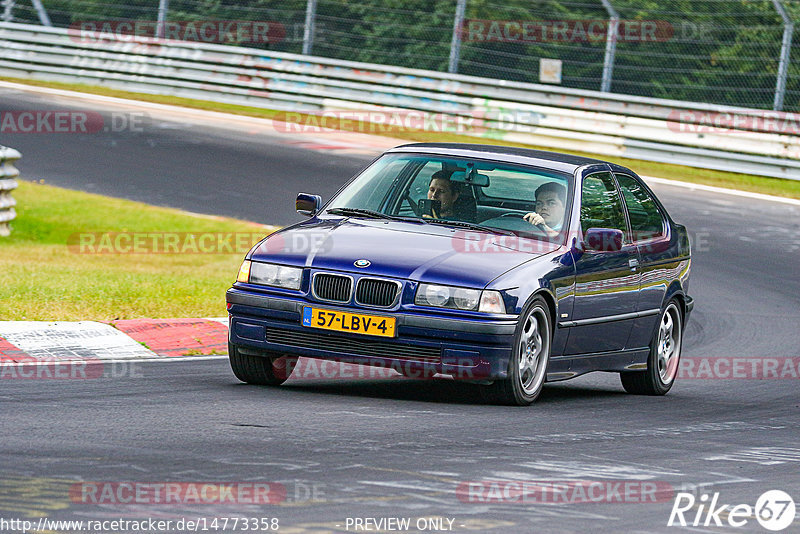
[620,300,683,395]
[228,342,294,386]
[480,297,551,406]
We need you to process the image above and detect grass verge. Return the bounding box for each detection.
[3,76,799,200]
[0,181,273,321]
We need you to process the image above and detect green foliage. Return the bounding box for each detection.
[0,181,271,321]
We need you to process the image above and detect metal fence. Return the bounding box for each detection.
[0,145,20,237]
[3,0,800,112]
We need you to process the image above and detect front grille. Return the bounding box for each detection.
[313,273,352,303]
[267,327,441,363]
[355,278,400,307]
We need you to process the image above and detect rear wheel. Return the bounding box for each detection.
[228,342,294,385]
[620,300,682,395]
[480,297,551,406]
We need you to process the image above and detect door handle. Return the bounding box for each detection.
[629,258,639,271]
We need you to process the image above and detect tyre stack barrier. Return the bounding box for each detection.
[0,145,21,237]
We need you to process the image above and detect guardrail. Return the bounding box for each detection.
[0,145,21,237]
[1,21,799,180]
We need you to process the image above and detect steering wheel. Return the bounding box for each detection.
[483,213,549,237]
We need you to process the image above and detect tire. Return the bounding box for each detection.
[228,342,293,386]
[620,300,683,395]
[480,296,551,406]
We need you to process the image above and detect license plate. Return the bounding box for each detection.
[302,307,396,338]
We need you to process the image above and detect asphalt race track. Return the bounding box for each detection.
[2,85,799,532]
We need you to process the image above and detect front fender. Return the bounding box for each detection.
[490,248,576,356]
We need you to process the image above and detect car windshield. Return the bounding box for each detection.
[325,153,573,243]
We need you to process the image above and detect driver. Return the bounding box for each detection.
[523,182,566,238]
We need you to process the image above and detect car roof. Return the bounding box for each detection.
[387,143,611,174]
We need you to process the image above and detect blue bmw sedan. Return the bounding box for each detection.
[226,143,693,405]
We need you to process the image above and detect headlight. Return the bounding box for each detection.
[415,284,504,313]
[453,287,480,310]
[424,284,451,307]
[246,261,303,290]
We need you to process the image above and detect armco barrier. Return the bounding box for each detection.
[0,145,21,237]
[0,22,799,180]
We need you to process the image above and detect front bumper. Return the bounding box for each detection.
[226,288,517,380]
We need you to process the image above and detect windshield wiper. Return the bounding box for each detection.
[425,219,515,236]
[326,207,426,223]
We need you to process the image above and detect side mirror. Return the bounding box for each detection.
[583,228,624,252]
[296,192,322,217]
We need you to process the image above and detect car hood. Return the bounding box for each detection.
[250,217,560,288]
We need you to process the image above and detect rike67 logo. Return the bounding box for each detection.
[668,490,795,531]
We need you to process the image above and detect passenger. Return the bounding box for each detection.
[523,182,566,238]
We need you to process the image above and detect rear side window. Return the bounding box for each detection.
[615,174,665,241]
[581,172,627,237]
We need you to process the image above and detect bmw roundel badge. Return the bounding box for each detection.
[354,259,371,268]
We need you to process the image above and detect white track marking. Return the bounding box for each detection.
[0,355,228,367]
[0,321,157,360]
[642,175,800,206]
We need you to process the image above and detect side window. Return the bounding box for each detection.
[615,174,665,241]
[392,161,442,216]
[389,161,438,216]
[581,172,627,237]
[408,161,442,203]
